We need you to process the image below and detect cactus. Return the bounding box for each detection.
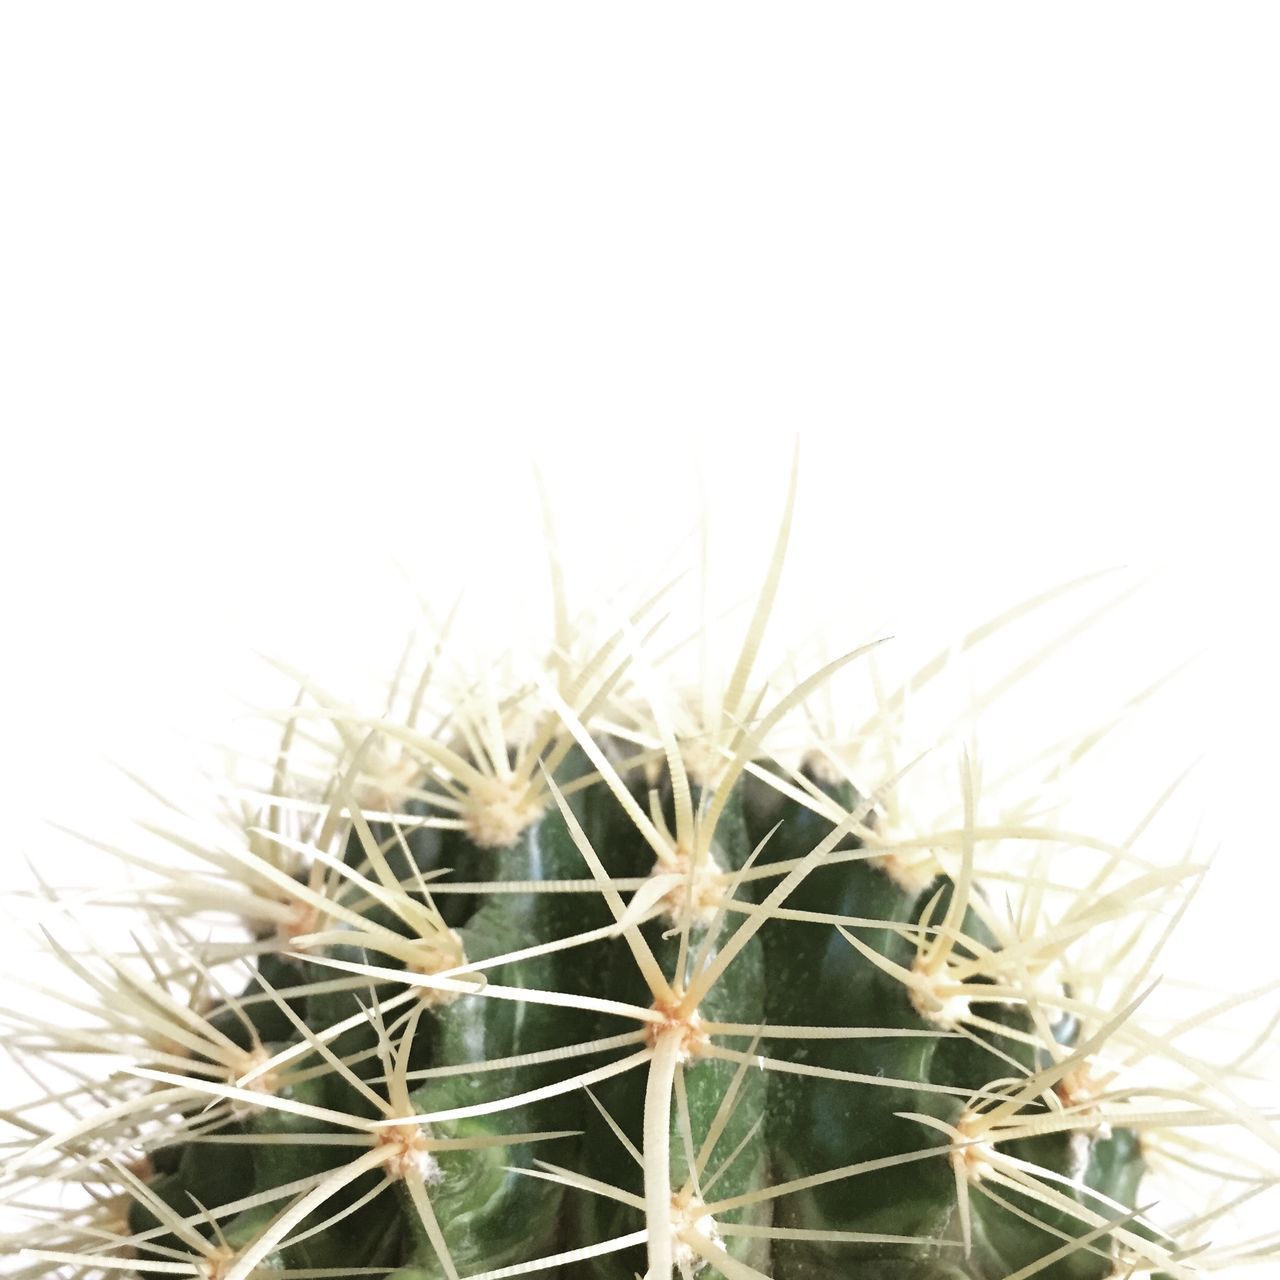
[3,480,1277,1280]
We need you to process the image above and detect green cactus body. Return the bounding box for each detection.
[78,750,1171,1280]
[749,768,1148,1280]
[571,782,772,1279]
[394,803,600,1276]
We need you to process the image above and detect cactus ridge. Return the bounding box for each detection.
[3,498,1277,1280]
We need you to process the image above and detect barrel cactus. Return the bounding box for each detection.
[2,484,1276,1279]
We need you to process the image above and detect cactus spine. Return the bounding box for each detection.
[2,486,1276,1280]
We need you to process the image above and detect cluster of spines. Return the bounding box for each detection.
[2,493,1277,1280]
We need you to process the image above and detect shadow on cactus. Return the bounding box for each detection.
[3,474,1276,1280]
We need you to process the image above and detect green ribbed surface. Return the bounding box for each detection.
[129,756,1154,1279]
[744,767,1151,1280]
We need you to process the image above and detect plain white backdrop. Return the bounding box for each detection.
[2,1,1278,1263]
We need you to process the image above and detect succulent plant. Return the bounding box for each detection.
[3,478,1276,1280]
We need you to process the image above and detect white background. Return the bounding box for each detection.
[2,1,1278,1265]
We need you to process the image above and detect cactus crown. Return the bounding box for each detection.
[3,476,1277,1280]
